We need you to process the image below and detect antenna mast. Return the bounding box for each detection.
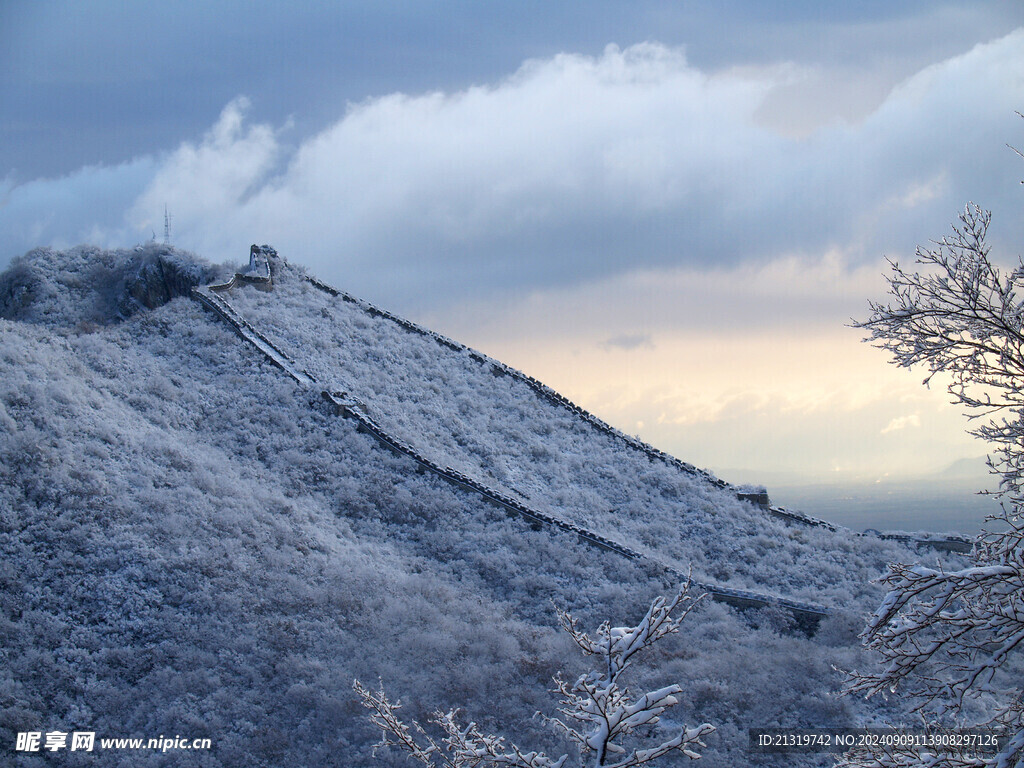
[163,205,172,245]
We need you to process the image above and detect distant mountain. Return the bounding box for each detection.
[0,244,973,766]
[936,455,991,480]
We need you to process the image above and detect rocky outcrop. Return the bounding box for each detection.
[0,243,222,327]
[116,246,218,316]
[0,258,39,320]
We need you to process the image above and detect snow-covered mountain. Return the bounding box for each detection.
[0,244,967,766]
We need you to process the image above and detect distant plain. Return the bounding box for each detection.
[722,457,1001,534]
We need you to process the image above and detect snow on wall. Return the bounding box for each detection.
[196,274,828,621]
[203,257,942,611]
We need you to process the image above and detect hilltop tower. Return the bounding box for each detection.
[163,206,172,245]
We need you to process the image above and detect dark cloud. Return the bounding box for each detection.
[601,334,654,351]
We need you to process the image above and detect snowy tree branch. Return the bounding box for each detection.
[354,581,713,767]
[842,203,1024,767]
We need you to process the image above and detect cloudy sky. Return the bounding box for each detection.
[4,1,1024,513]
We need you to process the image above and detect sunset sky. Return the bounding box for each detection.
[3,1,1024,499]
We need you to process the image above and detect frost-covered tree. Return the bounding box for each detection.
[842,204,1024,767]
[353,583,715,767]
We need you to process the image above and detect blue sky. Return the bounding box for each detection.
[3,1,1024,515]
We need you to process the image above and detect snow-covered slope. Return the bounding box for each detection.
[0,244,964,767]
[220,254,924,609]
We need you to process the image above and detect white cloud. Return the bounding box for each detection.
[128,97,282,261]
[3,31,1023,308]
[0,158,155,256]
[882,414,922,434]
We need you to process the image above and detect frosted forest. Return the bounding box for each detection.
[0,243,1009,766]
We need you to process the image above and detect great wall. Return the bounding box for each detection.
[188,246,974,629]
